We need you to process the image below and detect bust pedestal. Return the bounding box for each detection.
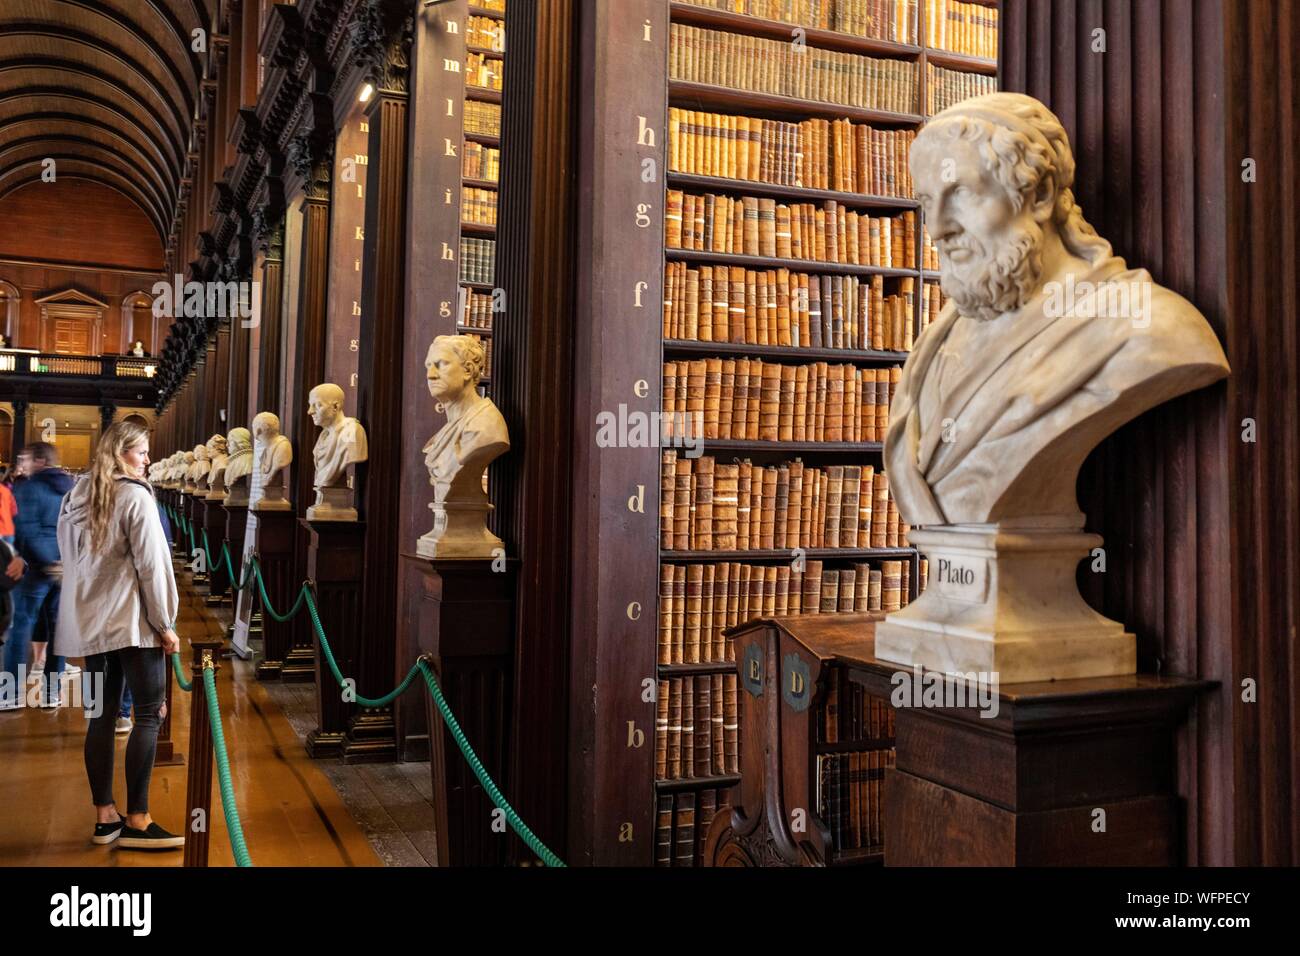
[306,484,357,523]
[303,518,365,758]
[202,497,230,606]
[222,496,250,607]
[252,508,297,681]
[875,522,1136,684]
[416,486,503,560]
[406,555,516,865]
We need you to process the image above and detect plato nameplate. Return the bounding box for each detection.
[932,556,990,605]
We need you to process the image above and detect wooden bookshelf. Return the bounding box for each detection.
[667,171,919,209]
[575,0,996,866]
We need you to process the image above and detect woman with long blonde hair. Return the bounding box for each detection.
[56,419,183,850]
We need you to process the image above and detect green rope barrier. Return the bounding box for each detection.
[170,652,192,692]
[416,659,565,868]
[204,663,253,867]
[165,557,563,867]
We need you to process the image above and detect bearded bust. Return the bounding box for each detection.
[885,92,1229,528]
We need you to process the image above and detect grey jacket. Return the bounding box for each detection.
[55,476,179,658]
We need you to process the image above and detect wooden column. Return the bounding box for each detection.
[286,126,334,684]
[351,8,413,764]
[1001,0,1300,868]
[396,0,468,761]
[493,0,578,865]
[567,0,667,866]
[255,207,286,417]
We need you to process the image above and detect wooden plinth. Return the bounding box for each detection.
[407,555,516,866]
[253,508,297,681]
[303,519,365,759]
[705,614,1212,867]
[203,498,230,605]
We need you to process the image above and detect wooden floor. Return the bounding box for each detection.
[0,574,382,867]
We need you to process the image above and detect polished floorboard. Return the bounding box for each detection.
[0,573,382,867]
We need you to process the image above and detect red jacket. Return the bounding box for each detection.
[0,483,14,538]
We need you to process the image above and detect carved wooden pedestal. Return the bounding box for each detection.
[303,519,364,759]
[408,556,516,866]
[186,494,207,587]
[223,499,249,637]
[705,614,1211,867]
[252,508,296,681]
[203,498,230,606]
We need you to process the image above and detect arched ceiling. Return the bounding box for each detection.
[0,0,215,247]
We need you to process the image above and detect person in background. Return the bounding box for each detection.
[0,475,15,545]
[1,442,74,710]
[56,420,182,848]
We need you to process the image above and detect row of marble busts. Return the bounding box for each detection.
[148,334,512,553]
[148,383,369,520]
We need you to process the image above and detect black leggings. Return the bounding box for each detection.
[83,648,167,815]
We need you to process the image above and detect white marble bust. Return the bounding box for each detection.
[190,443,211,491]
[180,450,197,491]
[306,382,368,521]
[223,427,253,506]
[416,334,509,558]
[875,92,1230,684]
[251,411,293,511]
[205,433,230,499]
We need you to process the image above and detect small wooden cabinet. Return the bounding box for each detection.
[705,613,1213,866]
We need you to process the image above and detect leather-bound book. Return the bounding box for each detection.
[786,460,805,545]
[838,569,856,611]
[886,491,899,548]
[775,565,791,616]
[824,466,845,547]
[694,455,714,551]
[820,569,840,613]
[667,679,682,779]
[655,795,673,866]
[674,792,695,867]
[747,359,762,439]
[681,675,695,777]
[774,463,790,549]
[732,358,750,440]
[870,471,888,548]
[919,556,929,592]
[713,463,739,551]
[853,562,871,611]
[857,464,875,547]
[881,560,902,611]
[655,679,670,779]
[868,568,883,610]
[685,564,703,664]
[814,361,829,441]
[803,559,823,613]
[697,266,713,341]
[711,674,726,773]
[685,268,700,341]
[842,463,863,546]
[660,450,676,548]
[711,561,730,660]
[658,565,674,666]
[759,363,781,441]
[789,569,803,615]
[800,463,816,548]
[724,674,739,773]
[777,272,793,348]
[696,790,717,867]
[719,358,735,435]
[731,265,749,344]
[672,458,692,550]
[700,564,715,657]
[691,676,712,780]
[673,566,686,662]
[759,466,778,549]
[808,277,823,349]
[736,460,752,550]
[900,560,911,607]
[662,363,677,438]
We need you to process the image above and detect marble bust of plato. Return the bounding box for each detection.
[886,92,1230,526]
[875,92,1230,684]
[417,334,509,558]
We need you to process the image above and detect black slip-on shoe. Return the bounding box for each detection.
[92,818,124,845]
[117,822,184,850]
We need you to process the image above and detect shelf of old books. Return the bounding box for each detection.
[650,0,996,867]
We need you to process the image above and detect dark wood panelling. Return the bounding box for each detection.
[1001,0,1299,866]
[0,179,164,270]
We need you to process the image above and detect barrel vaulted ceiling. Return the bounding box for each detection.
[0,0,216,246]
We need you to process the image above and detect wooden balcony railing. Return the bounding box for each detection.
[0,350,157,380]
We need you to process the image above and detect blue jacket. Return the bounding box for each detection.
[14,468,76,569]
